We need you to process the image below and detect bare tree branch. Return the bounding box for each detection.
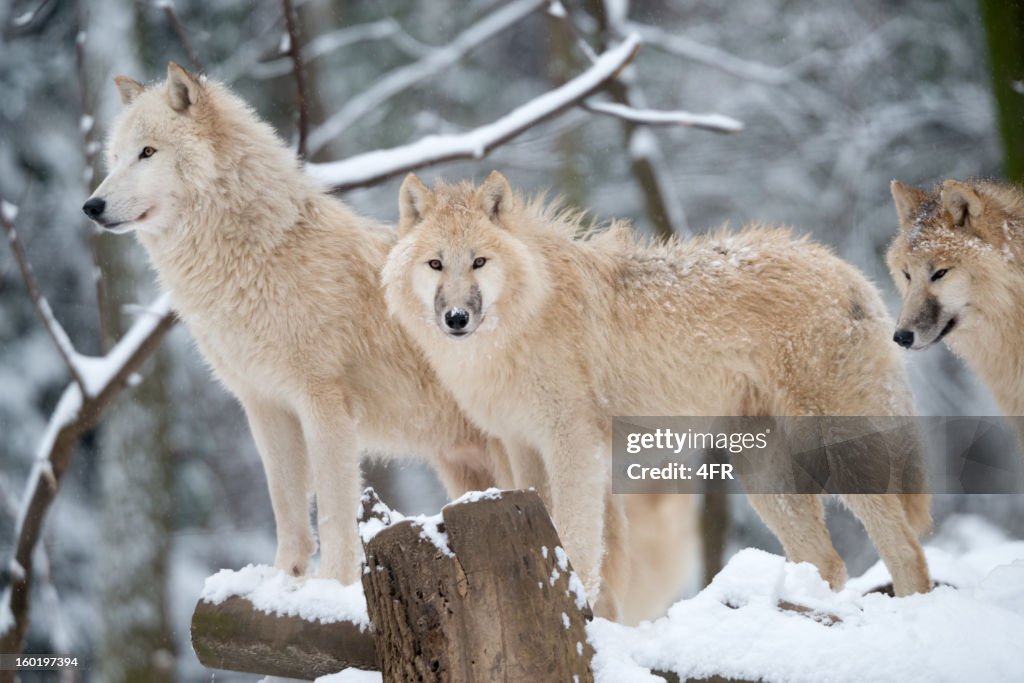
[307,34,641,191]
[0,294,176,665]
[281,0,309,159]
[159,1,203,72]
[625,21,792,86]
[561,0,691,238]
[582,100,743,133]
[250,19,434,80]
[306,0,549,156]
[74,0,109,353]
[0,202,88,393]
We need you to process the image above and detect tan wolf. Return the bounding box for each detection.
[383,171,933,600]
[888,179,1024,424]
[81,63,693,619]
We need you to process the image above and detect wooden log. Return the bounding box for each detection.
[190,594,377,680]
[360,488,595,683]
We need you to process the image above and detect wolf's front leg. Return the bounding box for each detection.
[545,426,610,606]
[300,392,363,585]
[242,397,315,577]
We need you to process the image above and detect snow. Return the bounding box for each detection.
[200,564,370,630]
[449,487,504,506]
[315,670,382,683]
[358,492,453,556]
[0,588,14,636]
[79,115,94,135]
[587,100,743,133]
[1,200,18,223]
[547,1,567,19]
[588,520,1024,683]
[307,34,641,190]
[70,293,172,397]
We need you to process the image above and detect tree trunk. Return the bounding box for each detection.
[360,488,595,683]
[980,0,1024,183]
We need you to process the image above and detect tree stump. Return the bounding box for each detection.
[359,488,595,683]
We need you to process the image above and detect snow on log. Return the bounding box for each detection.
[306,34,641,191]
[191,573,376,680]
[359,488,595,683]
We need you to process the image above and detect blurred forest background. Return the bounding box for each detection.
[2,0,1024,681]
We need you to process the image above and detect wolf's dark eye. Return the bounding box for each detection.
[931,268,948,282]
[903,271,911,281]
[472,257,487,269]
[428,259,443,271]
[139,146,157,159]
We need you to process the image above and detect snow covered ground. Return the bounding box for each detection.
[591,515,1024,683]
[219,515,1024,683]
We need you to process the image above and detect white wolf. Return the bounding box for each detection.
[383,172,933,601]
[83,62,512,584]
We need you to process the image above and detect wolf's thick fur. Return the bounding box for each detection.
[384,172,932,599]
[888,179,1024,422]
[85,64,513,583]
[85,65,695,619]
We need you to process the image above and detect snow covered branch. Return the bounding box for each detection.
[306,0,549,156]
[574,0,691,238]
[582,100,743,133]
[0,285,175,658]
[307,34,641,191]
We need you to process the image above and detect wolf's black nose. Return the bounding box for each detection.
[445,309,470,330]
[893,329,914,348]
[82,198,106,219]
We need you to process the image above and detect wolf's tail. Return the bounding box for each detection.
[901,493,932,536]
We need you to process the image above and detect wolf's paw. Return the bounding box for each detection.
[274,534,315,577]
[317,552,362,585]
[821,557,848,592]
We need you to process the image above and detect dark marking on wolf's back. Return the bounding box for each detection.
[467,285,482,316]
[849,298,865,321]
[914,296,941,328]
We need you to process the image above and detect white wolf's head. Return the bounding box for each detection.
[83,62,219,236]
[382,171,547,342]
[887,179,1017,350]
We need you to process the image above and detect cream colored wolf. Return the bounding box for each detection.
[888,179,1024,423]
[383,171,932,600]
[82,63,694,619]
[82,63,512,584]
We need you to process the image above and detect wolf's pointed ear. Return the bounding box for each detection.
[166,61,202,113]
[479,170,512,224]
[398,174,431,237]
[941,180,983,230]
[890,180,927,229]
[114,76,144,105]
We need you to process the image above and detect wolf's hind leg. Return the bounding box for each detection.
[841,494,930,596]
[594,492,630,622]
[243,397,314,577]
[746,493,847,590]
